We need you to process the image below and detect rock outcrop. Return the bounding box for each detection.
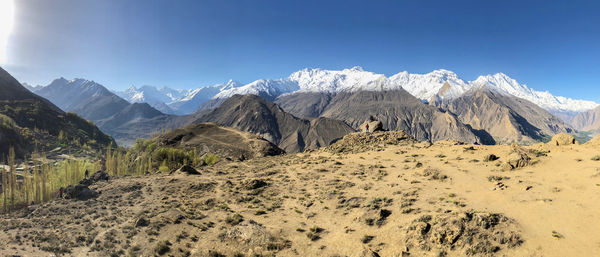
[63,184,98,201]
[171,165,201,175]
[79,171,110,186]
[326,131,417,154]
[502,146,532,170]
[360,118,384,133]
[548,133,578,146]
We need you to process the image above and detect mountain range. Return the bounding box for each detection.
[18,66,600,150]
[27,67,599,120]
[113,80,243,115]
[203,67,598,116]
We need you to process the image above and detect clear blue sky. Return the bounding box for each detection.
[3,0,599,101]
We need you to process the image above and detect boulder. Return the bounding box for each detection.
[170,165,201,175]
[503,149,531,170]
[63,184,98,200]
[483,154,499,162]
[548,133,578,146]
[243,179,268,190]
[79,170,109,186]
[135,216,150,227]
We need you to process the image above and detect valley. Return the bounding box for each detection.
[3,1,599,256]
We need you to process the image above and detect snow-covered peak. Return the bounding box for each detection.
[125,85,137,92]
[212,67,598,114]
[219,79,243,90]
[22,82,43,92]
[472,73,599,112]
[389,69,469,100]
[288,67,387,93]
[214,79,299,100]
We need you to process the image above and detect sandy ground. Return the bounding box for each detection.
[1,132,599,257]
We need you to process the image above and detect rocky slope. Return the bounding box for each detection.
[570,106,600,131]
[33,78,130,121]
[195,94,355,153]
[157,122,284,160]
[443,87,574,144]
[276,90,483,144]
[0,67,114,158]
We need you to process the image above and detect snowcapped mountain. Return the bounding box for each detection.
[116,85,182,105]
[115,80,244,115]
[213,67,471,103]
[389,69,470,101]
[211,67,599,115]
[40,67,597,120]
[22,82,43,92]
[471,73,598,113]
[214,79,299,101]
[168,80,243,114]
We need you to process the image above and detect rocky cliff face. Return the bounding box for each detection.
[276,90,482,144]
[443,87,574,144]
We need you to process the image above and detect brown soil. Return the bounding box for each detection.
[1,132,599,257]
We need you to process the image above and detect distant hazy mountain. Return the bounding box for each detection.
[34,78,130,121]
[114,80,243,115]
[443,87,574,144]
[168,80,243,114]
[114,85,180,114]
[195,94,355,153]
[276,89,483,144]
[571,106,600,131]
[95,103,177,146]
[0,67,114,158]
[22,82,43,92]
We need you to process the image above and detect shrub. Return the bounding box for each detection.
[225,213,244,225]
[203,154,219,166]
[154,240,171,255]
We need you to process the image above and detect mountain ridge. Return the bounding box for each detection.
[31,67,596,118]
[0,67,114,158]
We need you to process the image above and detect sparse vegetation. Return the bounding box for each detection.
[1,147,100,211]
[552,230,564,239]
[154,240,171,255]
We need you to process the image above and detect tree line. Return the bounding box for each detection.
[1,140,219,212]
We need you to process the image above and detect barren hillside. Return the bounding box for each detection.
[1,132,599,257]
